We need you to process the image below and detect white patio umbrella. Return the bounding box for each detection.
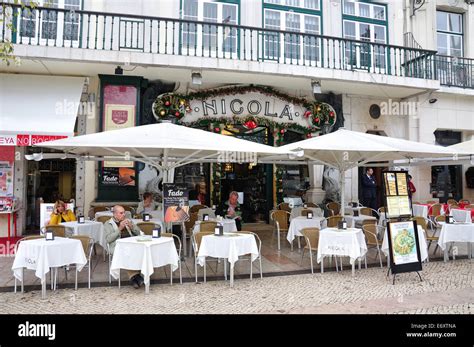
[279,128,457,211]
[449,139,474,155]
[37,122,287,182]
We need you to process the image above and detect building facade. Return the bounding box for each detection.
[0,0,473,235]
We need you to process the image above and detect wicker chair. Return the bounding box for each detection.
[326,202,341,216]
[237,231,263,280]
[67,236,94,289]
[447,199,458,206]
[96,215,111,224]
[459,199,471,205]
[93,206,109,214]
[14,235,44,293]
[270,210,291,251]
[362,224,383,268]
[192,231,219,283]
[300,209,312,217]
[136,222,161,235]
[162,232,183,285]
[190,204,208,214]
[199,221,218,233]
[278,203,292,213]
[42,224,66,238]
[300,228,319,274]
[325,215,343,228]
[429,203,443,218]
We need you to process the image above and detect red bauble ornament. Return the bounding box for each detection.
[306,133,312,138]
[175,111,180,117]
[315,117,320,123]
[329,111,335,117]
[165,101,170,106]
[280,129,285,134]
[214,127,220,132]
[243,120,257,130]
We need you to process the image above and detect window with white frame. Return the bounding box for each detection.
[342,1,387,69]
[181,0,238,55]
[264,0,319,11]
[263,1,321,63]
[19,0,81,43]
[437,11,463,57]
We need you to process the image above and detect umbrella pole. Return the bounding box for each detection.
[340,169,345,217]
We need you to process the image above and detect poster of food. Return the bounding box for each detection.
[163,183,189,223]
[396,172,408,195]
[384,172,397,196]
[388,221,419,265]
[0,161,14,197]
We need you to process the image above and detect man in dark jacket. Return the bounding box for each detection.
[361,168,377,210]
[216,191,242,231]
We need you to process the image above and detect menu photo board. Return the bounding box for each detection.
[382,171,412,219]
[386,220,422,275]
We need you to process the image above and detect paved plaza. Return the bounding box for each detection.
[0,258,472,314]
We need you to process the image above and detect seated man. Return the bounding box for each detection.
[103,205,143,289]
[136,192,158,215]
[216,191,243,231]
[49,200,76,225]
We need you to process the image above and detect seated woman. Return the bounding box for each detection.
[49,200,76,225]
[216,191,243,231]
[136,192,158,215]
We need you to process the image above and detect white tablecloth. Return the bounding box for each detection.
[344,215,377,228]
[197,234,258,268]
[110,236,179,286]
[438,223,474,250]
[12,237,87,283]
[413,204,429,218]
[192,219,237,234]
[317,228,367,265]
[289,207,323,221]
[61,221,106,249]
[287,216,327,244]
[450,209,472,224]
[381,225,428,262]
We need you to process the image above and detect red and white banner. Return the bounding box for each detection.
[0,134,68,146]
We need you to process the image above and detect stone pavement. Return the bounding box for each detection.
[0,259,472,314]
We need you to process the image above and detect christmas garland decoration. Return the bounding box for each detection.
[153,85,336,139]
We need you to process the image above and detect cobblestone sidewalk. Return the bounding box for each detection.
[0,260,472,314]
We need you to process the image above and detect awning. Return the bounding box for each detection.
[0,73,84,146]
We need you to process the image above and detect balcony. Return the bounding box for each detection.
[435,55,474,89]
[1,3,438,90]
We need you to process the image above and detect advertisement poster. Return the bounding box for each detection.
[40,203,75,228]
[396,172,408,195]
[0,161,14,197]
[384,172,397,196]
[102,168,136,186]
[388,221,419,265]
[104,103,135,168]
[163,183,189,223]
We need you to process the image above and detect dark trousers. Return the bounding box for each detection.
[236,219,242,231]
[362,197,376,211]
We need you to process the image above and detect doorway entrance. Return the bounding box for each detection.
[26,157,76,231]
[432,130,463,202]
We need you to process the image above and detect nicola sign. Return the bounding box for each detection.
[182,92,312,128]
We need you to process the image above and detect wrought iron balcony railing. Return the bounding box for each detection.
[1,3,438,80]
[435,55,474,89]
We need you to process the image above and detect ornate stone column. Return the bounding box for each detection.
[305,164,326,204]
